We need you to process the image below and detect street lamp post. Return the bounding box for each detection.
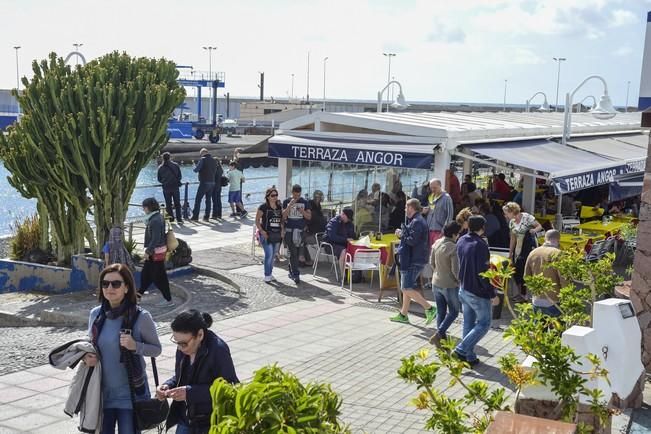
[503,79,508,111]
[377,80,409,113]
[553,57,567,111]
[525,91,550,112]
[203,46,217,123]
[291,73,295,100]
[382,53,396,112]
[575,95,597,112]
[73,43,83,65]
[322,57,328,112]
[625,80,631,112]
[13,46,21,91]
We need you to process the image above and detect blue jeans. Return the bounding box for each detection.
[455,288,492,362]
[261,237,281,277]
[533,304,561,317]
[192,181,215,219]
[102,408,139,434]
[433,286,460,337]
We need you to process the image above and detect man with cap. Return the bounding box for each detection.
[324,208,356,273]
[191,148,218,221]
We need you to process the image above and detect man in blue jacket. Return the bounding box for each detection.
[390,198,437,325]
[454,215,498,367]
[324,208,356,273]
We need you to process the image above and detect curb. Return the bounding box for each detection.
[191,264,243,296]
[0,272,196,328]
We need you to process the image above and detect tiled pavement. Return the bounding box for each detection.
[0,218,525,433]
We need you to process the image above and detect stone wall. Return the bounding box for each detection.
[631,133,651,370]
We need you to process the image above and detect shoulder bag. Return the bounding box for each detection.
[125,354,169,432]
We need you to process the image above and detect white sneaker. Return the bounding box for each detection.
[264,276,272,283]
[270,275,277,282]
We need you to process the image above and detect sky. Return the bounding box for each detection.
[1,0,650,106]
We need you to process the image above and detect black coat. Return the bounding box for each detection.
[157,161,182,191]
[164,330,238,432]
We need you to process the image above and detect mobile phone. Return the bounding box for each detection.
[120,329,132,335]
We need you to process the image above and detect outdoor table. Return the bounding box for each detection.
[577,220,628,236]
[533,213,554,227]
[537,233,605,251]
[347,234,399,289]
[612,215,636,223]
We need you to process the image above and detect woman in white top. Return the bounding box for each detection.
[503,202,543,295]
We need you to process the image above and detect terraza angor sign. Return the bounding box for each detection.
[268,142,434,169]
[553,159,646,194]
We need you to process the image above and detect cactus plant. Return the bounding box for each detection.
[0,52,185,262]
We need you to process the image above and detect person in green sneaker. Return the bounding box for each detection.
[390,198,437,325]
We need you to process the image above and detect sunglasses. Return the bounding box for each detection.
[170,335,196,348]
[269,193,278,197]
[101,279,125,289]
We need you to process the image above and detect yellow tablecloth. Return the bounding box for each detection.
[577,220,628,236]
[536,233,605,250]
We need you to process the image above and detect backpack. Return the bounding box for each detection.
[170,238,193,268]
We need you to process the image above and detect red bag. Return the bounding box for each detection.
[152,246,167,262]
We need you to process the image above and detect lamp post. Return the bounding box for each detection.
[13,46,20,91]
[503,79,508,112]
[562,75,617,147]
[625,80,631,112]
[377,80,409,113]
[290,73,294,100]
[525,91,550,112]
[322,56,328,112]
[575,95,597,112]
[73,42,83,65]
[383,53,396,112]
[202,46,217,122]
[553,57,566,111]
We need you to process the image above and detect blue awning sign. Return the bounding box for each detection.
[552,159,646,194]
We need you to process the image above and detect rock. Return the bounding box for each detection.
[638,311,651,330]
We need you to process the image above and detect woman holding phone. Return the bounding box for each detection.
[84,263,162,434]
[157,310,238,434]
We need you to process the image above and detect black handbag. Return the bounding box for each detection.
[125,354,170,432]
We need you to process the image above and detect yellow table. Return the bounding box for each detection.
[577,220,628,236]
[612,215,636,223]
[536,233,605,250]
[533,213,554,227]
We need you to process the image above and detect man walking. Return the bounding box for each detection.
[454,215,497,367]
[282,185,311,283]
[211,158,224,220]
[157,152,183,223]
[389,198,437,325]
[423,178,454,247]
[227,161,246,217]
[525,229,565,317]
[191,148,217,222]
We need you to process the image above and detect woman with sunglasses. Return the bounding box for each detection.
[255,187,283,283]
[84,263,162,434]
[156,310,238,434]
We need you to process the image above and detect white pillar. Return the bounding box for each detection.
[521,173,536,214]
[277,158,292,200]
[433,150,451,182]
[463,158,472,177]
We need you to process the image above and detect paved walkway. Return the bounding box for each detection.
[0,217,526,433]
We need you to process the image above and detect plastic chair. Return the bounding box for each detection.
[312,232,339,281]
[341,249,381,294]
[561,217,581,232]
[585,237,615,262]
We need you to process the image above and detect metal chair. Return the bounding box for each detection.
[341,249,381,294]
[585,237,615,262]
[561,217,581,232]
[312,232,339,281]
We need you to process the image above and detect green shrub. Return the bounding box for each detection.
[209,365,350,433]
[10,214,41,260]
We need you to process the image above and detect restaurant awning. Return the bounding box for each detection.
[268,134,437,169]
[609,172,644,202]
[460,138,645,195]
[566,136,647,162]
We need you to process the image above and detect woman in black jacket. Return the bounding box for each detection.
[138,197,172,306]
[157,310,238,434]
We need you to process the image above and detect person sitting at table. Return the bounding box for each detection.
[524,230,566,317]
[503,202,543,297]
[492,173,512,202]
[324,208,356,274]
[478,201,500,246]
[389,191,407,230]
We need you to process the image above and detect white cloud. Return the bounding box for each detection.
[426,25,466,43]
[511,47,546,65]
[611,9,637,27]
[614,46,634,56]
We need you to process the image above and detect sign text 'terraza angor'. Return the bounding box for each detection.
[267,141,434,169]
[554,159,646,194]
